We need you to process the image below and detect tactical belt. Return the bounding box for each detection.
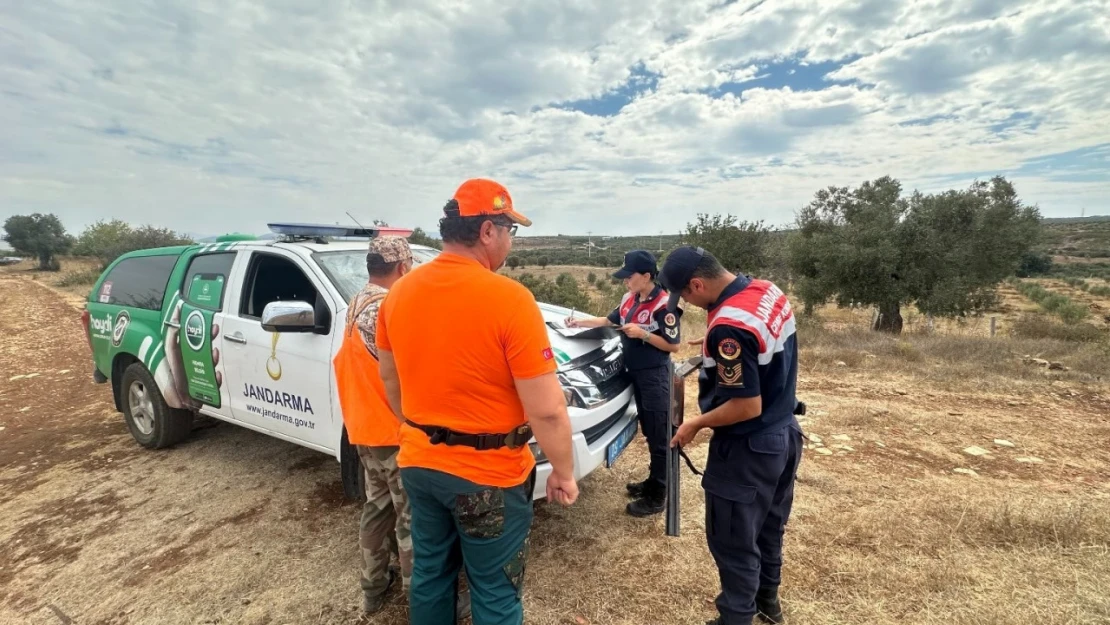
[404,419,533,451]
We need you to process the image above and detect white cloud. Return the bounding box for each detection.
[1,0,1109,241]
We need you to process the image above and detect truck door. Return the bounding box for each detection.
[219,249,337,452]
[170,251,238,419]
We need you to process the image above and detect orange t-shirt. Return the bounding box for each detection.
[375,252,557,488]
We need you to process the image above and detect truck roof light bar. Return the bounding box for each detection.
[266,223,414,243]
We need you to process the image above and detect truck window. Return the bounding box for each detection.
[99,254,179,310]
[183,252,236,311]
[240,253,323,319]
[315,247,441,302]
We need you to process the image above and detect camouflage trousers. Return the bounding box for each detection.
[357,445,413,600]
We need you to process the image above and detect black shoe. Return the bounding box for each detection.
[626,477,651,499]
[756,587,784,624]
[625,482,665,517]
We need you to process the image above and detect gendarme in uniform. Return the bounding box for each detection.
[661,246,803,625]
[605,251,682,515]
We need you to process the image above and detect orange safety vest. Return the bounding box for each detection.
[333,292,400,447]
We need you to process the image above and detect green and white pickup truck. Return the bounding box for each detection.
[80,223,641,501]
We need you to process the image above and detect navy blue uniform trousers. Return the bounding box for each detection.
[702,421,803,625]
[628,364,671,488]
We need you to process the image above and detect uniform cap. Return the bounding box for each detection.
[447,178,532,227]
[660,245,708,311]
[613,249,658,279]
[367,235,412,264]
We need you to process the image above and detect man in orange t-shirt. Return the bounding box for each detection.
[376,178,578,625]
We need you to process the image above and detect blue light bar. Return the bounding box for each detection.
[266,223,413,238]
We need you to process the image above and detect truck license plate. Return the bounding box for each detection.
[606,420,638,468]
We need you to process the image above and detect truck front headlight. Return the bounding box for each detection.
[558,370,603,408]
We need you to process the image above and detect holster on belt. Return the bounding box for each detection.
[404,419,533,450]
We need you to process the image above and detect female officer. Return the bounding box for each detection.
[565,249,682,516]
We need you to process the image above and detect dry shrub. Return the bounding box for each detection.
[797,319,1110,385]
[56,268,101,288]
[1012,314,1106,343]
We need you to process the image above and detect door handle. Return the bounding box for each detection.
[226,333,248,344]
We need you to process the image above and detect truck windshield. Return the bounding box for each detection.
[314,247,442,302]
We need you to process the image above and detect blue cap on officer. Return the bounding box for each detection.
[659,245,708,312]
[613,249,658,280]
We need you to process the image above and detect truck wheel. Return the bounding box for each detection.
[340,429,366,503]
[121,363,194,449]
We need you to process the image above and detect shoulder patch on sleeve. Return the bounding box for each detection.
[717,362,744,387]
[718,337,741,361]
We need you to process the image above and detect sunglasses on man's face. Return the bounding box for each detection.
[493,221,518,237]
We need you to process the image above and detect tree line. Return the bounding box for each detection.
[6,174,1047,336]
[2,215,192,271]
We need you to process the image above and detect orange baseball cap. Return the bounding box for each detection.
[448,178,532,227]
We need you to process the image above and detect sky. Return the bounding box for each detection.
[2,0,1109,239]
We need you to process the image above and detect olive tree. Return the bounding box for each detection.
[3,213,73,270]
[789,176,1041,333]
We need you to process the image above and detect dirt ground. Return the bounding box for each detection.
[2,263,1110,625]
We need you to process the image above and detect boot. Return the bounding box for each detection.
[755,587,784,624]
[362,566,398,614]
[626,477,651,499]
[625,481,665,517]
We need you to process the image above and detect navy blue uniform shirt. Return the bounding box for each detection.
[607,285,682,370]
[698,276,799,438]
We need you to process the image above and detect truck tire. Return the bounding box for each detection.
[340,428,366,503]
[120,363,194,449]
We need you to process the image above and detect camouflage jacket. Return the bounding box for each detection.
[347,282,389,359]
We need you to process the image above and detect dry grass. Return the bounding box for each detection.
[2,270,1110,625]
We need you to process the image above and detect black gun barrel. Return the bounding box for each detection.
[665,365,680,537]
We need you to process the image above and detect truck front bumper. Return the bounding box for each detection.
[529,398,639,501]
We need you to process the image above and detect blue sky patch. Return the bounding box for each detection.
[710,55,862,98]
[554,64,660,117]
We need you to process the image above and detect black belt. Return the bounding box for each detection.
[404,419,533,450]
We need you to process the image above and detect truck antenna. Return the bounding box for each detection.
[345,211,379,238]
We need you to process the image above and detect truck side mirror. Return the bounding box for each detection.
[261,300,316,333]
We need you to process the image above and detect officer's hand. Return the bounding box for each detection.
[687,337,704,346]
[546,470,579,506]
[564,316,580,328]
[620,324,646,340]
[671,420,702,448]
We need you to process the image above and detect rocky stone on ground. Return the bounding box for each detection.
[963,446,991,457]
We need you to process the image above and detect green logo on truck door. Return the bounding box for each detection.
[181,306,221,407]
[184,311,205,350]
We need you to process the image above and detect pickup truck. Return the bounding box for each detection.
[80,223,641,501]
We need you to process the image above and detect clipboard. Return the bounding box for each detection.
[546,323,619,340]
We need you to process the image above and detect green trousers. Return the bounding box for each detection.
[400,466,535,625]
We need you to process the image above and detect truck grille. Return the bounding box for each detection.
[597,370,631,399]
[583,406,629,445]
[579,348,628,401]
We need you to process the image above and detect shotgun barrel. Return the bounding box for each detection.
[666,356,703,537]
